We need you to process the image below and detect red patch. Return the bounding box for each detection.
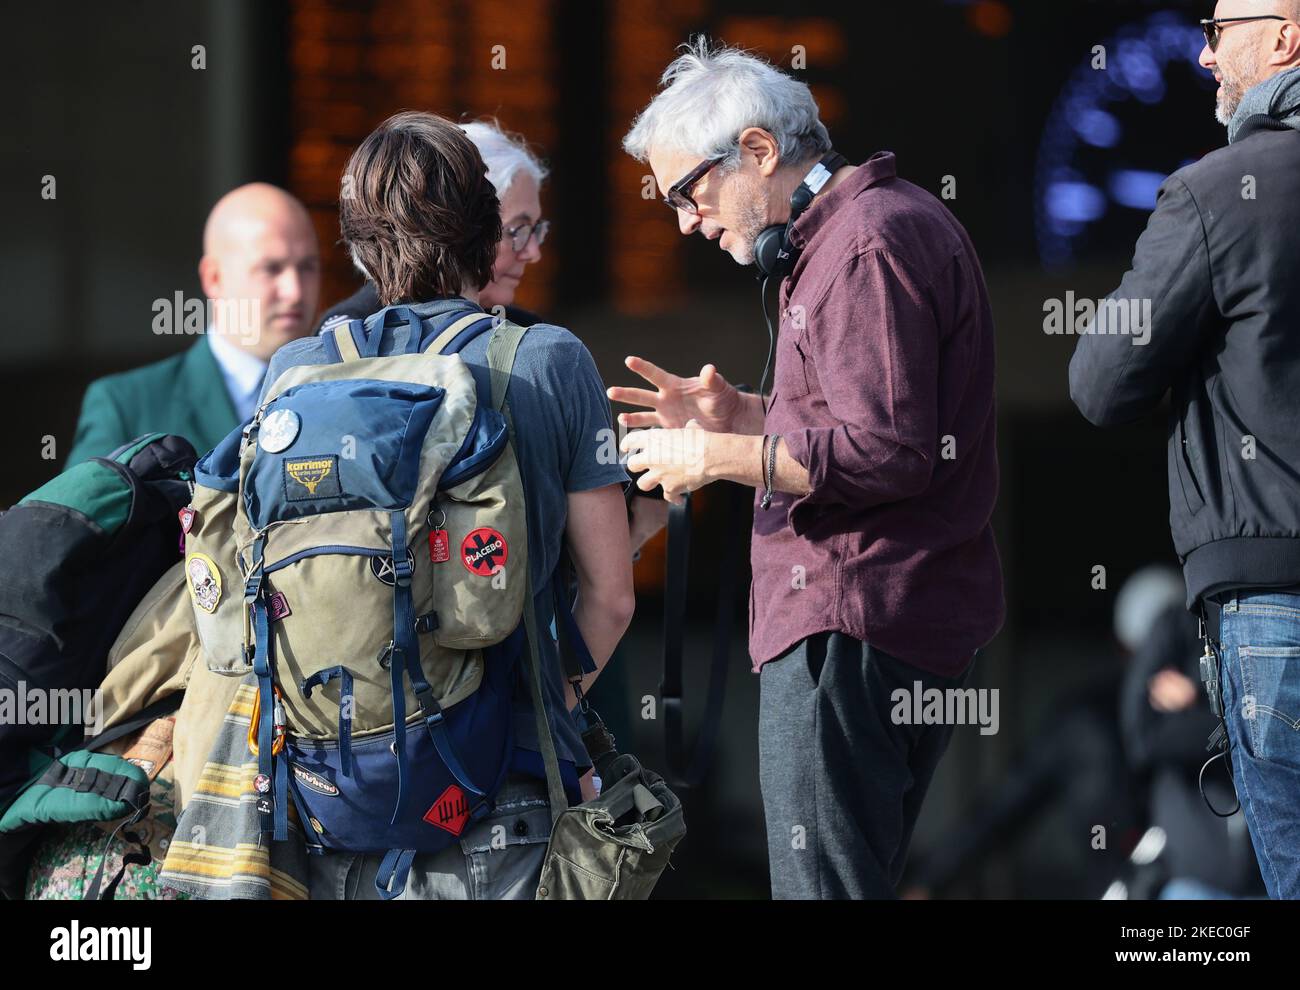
[460,527,508,576]
[423,785,470,835]
[428,528,450,563]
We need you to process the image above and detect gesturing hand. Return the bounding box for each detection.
[620,420,713,506]
[607,356,741,433]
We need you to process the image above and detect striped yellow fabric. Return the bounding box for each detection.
[159,678,310,899]
[164,841,308,900]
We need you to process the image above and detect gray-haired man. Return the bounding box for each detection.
[614,40,1004,899]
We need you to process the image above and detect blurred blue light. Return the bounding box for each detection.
[1034,15,1209,268]
[1108,169,1168,209]
[1048,217,1087,238]
[1073,109,1122,147]
[1133,78,1168,104]
[1047,181,1108,223]
[1116,41,1162,94]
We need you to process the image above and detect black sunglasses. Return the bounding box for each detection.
[1201,15,1288,52]
[663,156,726,214]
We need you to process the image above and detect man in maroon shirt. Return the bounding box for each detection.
[615,40,1005,898]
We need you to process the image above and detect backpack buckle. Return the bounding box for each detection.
[377,641,401,670]
[393,558,413,587]
[413,683,443,725]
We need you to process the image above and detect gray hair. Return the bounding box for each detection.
[350,118,548,279]
[622,37,831,170]
[461,119,549,198]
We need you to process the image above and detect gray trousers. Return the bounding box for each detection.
[306,773,553,900]
[758,631,974,899]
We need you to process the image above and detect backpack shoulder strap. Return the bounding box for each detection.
[423,312,493,356]
[485,320,530,411]
[498,390,567,825]
[328,310,488,362]
[488,318,563,820]
[326,320,365,362]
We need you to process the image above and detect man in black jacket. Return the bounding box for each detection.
[1070,4,1300,898]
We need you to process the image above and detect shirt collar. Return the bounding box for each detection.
[789,151,898,251]
[404,296,485,321]
[207,330,268,397]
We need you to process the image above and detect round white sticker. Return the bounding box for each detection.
[259,408,301,453]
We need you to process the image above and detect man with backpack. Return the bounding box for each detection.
[318,119,548,332]
[164,111,633,901]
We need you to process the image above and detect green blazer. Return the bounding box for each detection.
[65,339,241,467]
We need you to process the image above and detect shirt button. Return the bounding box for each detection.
[538,885,549,897]
[514,819,529,836]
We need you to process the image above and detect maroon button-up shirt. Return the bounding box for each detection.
[749,151,1004,677]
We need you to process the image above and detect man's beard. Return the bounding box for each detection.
[722,173,771,266]
[728,200,769,266]
[1215,50,1258,126]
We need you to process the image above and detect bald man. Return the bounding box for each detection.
[65,183,320,466]
[1071,3,1300,898]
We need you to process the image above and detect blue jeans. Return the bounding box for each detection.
[305,773,553,899]
[1216,591,1300,899]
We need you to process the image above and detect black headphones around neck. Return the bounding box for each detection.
[753,150,847,278]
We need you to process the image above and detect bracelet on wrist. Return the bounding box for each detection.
[761,433,780,510]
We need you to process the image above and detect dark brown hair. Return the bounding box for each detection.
[340,111,502,305]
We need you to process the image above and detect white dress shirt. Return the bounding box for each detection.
[207,331,269,422]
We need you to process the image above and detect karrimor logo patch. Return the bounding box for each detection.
[284,455,341,499]
[461,527,507,575]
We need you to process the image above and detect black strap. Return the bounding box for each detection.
[85,814,151,901]
[1196,598,1241,818]
[660,480,749,788]
[70,692,185,755]
[35,761,149,805]
[551,550,587,684]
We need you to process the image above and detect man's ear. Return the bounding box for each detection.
[1268,19,1300,66]
[197,255,220,300]
[738,127,781,177]
[1279,20,1300,66]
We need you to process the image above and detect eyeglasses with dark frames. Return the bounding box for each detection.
[663,156,727,214]
[503,219,550,254]
[1201,15,1288,52]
